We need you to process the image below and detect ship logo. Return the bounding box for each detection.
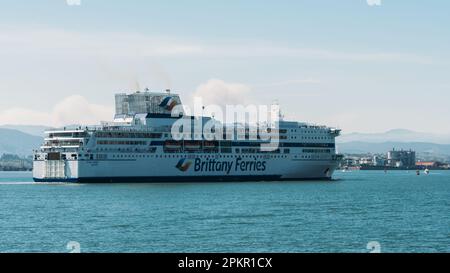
[159,96,178,111]
[176,158,192,172]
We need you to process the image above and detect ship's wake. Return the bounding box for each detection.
[0,182,80,186]
[0,182,36,185]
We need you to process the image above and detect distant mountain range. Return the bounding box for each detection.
[0,128,43,157]
[336,129,450,159]
[338,129,450,145]
[0,125,52,137]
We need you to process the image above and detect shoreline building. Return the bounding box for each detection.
[387,149,416,168]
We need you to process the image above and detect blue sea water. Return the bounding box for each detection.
[0,171,448,253]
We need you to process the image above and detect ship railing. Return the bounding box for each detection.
[46,124,173,134]
[38,147,80,153]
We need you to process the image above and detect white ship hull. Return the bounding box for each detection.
[33,156,339,183]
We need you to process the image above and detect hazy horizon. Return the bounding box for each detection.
[1,1,449,134]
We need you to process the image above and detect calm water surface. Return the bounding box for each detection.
[0,171,449,253]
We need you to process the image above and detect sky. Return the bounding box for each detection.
[0,0,449,134]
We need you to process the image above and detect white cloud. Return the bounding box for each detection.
[251,78,321,88]
[189,79,275,124]
[0,95,113,127]
[0,25,432,64]
[0,25,203,58]
[191,79,252,107]
[0,25,444,133]
[0,108,52,127]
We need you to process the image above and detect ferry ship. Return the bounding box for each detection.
[33,90,342,183]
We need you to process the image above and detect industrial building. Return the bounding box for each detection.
[387,149,416,168]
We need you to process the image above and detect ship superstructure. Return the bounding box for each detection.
[33,90,342,183]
